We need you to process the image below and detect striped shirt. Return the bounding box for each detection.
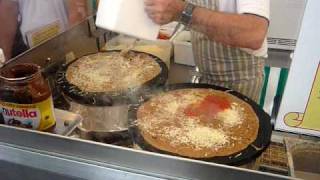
[189,0,269,102]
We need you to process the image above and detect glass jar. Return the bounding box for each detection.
[0,63,56,132]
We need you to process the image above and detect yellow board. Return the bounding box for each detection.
[284,64,320,130]
[26,20,61,47]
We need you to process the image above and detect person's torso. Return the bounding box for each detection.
[188,0,266,81]
[188,0,268,57]
[17,0,68,45]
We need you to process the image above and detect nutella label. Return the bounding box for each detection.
[0,97,56,130]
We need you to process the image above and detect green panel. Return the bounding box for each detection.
[91,0,97,10]
[259,66,271,107]
[276,68,289,98]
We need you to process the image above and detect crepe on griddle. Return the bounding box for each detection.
[66,51,161,93]
[137,88,259,158]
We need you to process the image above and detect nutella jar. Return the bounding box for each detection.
[0,63,56,131]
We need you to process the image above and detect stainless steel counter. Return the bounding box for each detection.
[0,125,292,180]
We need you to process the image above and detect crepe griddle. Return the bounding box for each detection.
[56,50,168,106]
[128,83,272,166]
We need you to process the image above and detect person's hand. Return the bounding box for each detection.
[0,48,5,68]
[144,0,185,25]
[68,0,88,27]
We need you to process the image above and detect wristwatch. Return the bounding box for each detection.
[179,3,196,27]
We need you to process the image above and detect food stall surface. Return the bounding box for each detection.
[0,17,318,180]
[257,142,289,176]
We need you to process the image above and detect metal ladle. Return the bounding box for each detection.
[120,39,139,58]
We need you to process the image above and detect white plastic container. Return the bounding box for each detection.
[105,35,173,68]
[96,0,160,41]
[0,48,5,67]
[173,31,195,66]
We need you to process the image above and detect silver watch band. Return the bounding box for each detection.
[179,3,196,27]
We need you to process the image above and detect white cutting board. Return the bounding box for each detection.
[96,0,160,41]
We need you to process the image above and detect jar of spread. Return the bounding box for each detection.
[0,63,56,131]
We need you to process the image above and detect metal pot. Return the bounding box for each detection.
[56,50,168,145]
[68,100,131,146]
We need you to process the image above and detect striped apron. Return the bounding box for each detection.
[189,0,265,103]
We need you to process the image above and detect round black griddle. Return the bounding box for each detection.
[128,83,272,166]
[56,50,169,106]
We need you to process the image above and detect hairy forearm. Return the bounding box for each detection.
[67,0,88,27]
[191,7,268,50]
[144,0,268,50]
[0,0,18,59]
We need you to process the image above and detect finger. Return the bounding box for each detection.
[146,13,159,23]
[144,0,155,6]
[150,14,167,25]
[145,6,163,19]
[145,5,165,14]
[145,6,159,14]
[147,12,158,20]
